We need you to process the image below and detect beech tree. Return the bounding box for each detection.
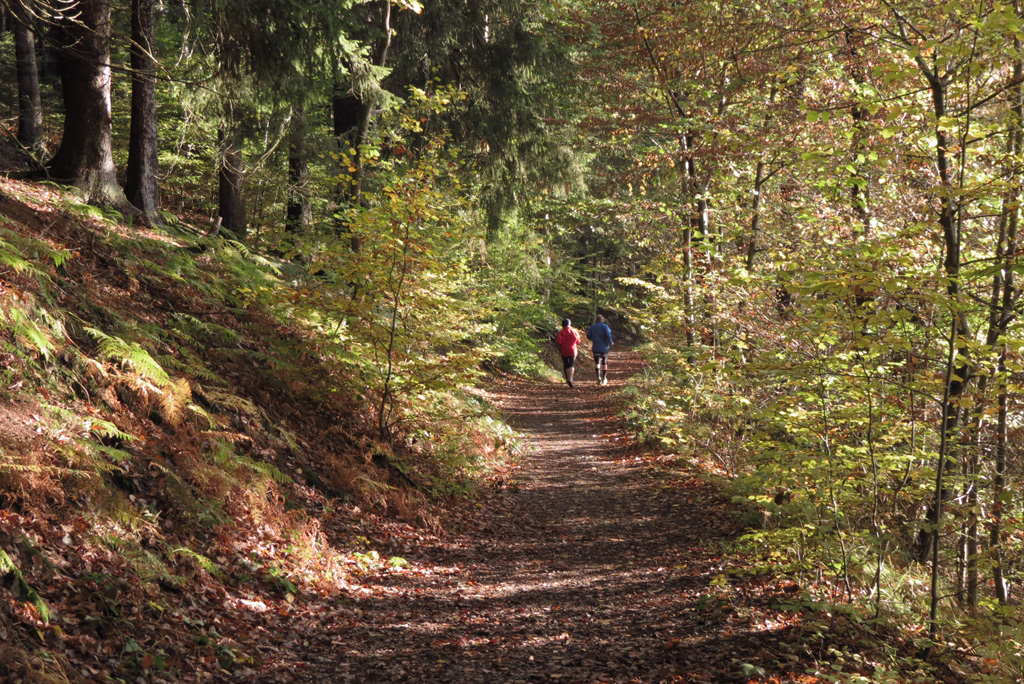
[560,1,1024,667]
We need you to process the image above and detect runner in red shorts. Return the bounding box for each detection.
[554,318,581,388]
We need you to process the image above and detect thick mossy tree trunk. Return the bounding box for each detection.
[124,0,160,219]
[48,0,131,210]
[13,3,43,154]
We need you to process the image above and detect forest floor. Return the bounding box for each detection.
[244,353,823,684]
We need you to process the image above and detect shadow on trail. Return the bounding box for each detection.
[261,353,801,683]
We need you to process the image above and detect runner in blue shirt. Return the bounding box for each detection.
[586,315,614,385]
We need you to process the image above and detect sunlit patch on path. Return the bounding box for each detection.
[247,352,812,684]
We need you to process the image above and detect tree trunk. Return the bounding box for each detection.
[747,86,777,271]
[13,4,43,154]
[965,459,979,609]
[747,159,764,272]
[911,51,973,639]
[125,0,160,219]
[218,129,246,240]
[333,87,365,250]
[963,180,1016,609]
[48,0,130,210]
[333,0,393,244]
[286,109,311,233]
[991,32,1022,605]
[679,135,695,354]
[992,349,1011,604]
[845,29,872,237]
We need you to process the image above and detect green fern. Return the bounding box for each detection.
[241,250,283,276]
[84,327,171,385]
[0,226,69,275]
[0,460,78,476]
[273,426,301,453]
[49,246,72,269]
[169,547,224,577]
[101,532,180,585]
[71,440,124,473]
[156,353,188,372]
[0,549,50,623]
[187,403,217,428]
[169,312,240,345]
[209,439,235,467]
[248,349,300,372]
[224,239,250,258]
[167,328,200,350]
[70,201,124,227]
[4,307,55,359]
[247,459,292,485]
[357,475,393,495]
[176,349,219,383]
[105,503,147,534]
[204,389,260,418]
[0,237,34,274]
[149,460,222,527]
[88,419,135,443]
[127,547,178,585]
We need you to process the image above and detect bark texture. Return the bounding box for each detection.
[14,6,43,154]
[286,109,311,233]
[125,0,160,218]
[218,129,247,240]
[48,0,130,210]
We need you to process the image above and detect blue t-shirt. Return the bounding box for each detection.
[586,322,613,354]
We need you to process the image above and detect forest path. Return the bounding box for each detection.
[253,352,807,684]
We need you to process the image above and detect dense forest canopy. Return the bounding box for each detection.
[2,0,1024,681]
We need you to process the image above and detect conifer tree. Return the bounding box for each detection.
[286,108,312,234]
[48,0,134,210]
[333,0,394,222]
[183,0,373,240]
[388,0,583,243]
[11,0,43,154]
[124,0,159,219]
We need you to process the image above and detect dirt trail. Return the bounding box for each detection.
[253,353,803,684]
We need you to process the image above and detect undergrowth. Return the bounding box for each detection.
[0,178,516,682]
[622,337,1015,684]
